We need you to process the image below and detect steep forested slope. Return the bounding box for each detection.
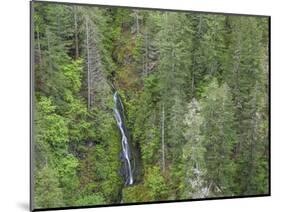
[32,2,269,208]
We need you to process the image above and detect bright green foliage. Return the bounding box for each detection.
[122,184,147,203]
[32,1,269,208]
[35,96,81,206]
[55,155,79,205]
[123,166,168,202]
[35,166,64,208]
[33,2,123,208]
[145,166,168,200]
[36,97,68,148]
[75,194,105,206]
[62,59,83,93]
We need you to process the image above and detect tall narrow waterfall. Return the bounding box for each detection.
[113,92,133,185]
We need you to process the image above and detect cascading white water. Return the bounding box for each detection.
[113,92,133,185]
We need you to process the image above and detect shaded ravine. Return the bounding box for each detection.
[113,92,134,186]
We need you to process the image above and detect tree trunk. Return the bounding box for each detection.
[161,103,166,173]
[191,72,195,97]
[36,30,42,70]
[46,29,53,72]
[74,6,79,59]
[86,18,91,110]
[144,28,148,75]
[135,10,139,34]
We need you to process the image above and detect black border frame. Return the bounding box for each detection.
[30,1,271,211]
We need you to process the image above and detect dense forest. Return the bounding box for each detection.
[32,2,269,209]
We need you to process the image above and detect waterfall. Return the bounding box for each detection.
[113,92,134,185]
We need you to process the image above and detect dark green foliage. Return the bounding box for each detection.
[32,1,269,208]
[201,80,237,196]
